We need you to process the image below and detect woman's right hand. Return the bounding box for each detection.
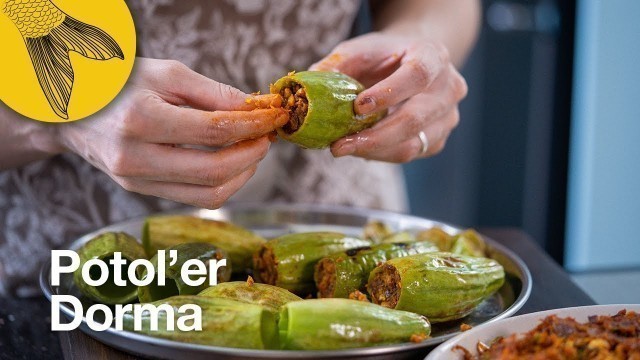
[55,58,288,209]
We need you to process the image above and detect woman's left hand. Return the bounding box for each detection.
[311,32,468,163]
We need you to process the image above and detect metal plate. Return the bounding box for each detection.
[41,203,532,360]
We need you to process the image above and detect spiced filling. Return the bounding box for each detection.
[369,264,402,308]
[253,246,278,285]
[280,82,308,134]
[314,258,337,298]
[348,290,369,302]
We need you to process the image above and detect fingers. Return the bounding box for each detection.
[75,58,284,209]
[339,93,449,153]
[354,44,449,115]
[368,124,449,163]
[130,96,289,146]
[242,94,283,110]
[116,164,259,209]
[347,136,445,163]
[310,34,403,79]
[107,137,270,187]
[135,58,253,111]
[331,105,460,163]
[330,64,467,161]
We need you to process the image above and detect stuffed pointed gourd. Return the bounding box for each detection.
[252,232,371,295]
[380,231,418,244]
[137,242,231,303]
[314,241,438,298]
[73,232,146,304]
[198,278,302,315]
[362,220,393,243]
[416,228,488,257]
[368,252,505,323]
[142,215,266,271]
[122,296,279,350]
[279,298,431,350]
[416,227,454,251]
[270,71,386,149]
[449,229,487,257]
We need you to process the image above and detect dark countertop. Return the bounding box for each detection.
[479,228,595,314]
[0,295,60,359]
[0,228,595,360]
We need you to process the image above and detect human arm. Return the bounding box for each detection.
[0,58,288,208]
[0,106,62,170]
[370,0,480,66]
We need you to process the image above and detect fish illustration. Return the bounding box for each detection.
[1,0,124,119]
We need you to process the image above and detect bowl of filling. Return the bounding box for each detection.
[426,304,640,359]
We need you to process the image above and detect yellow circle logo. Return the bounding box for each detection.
[0,0,135,122]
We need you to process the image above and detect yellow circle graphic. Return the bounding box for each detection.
[0,0,136,122]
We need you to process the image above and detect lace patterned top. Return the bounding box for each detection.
[0,0,408,297]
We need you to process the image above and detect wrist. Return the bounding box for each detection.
[27,121,67,157]
[381,24,442,44]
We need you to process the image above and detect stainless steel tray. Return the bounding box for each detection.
[41,203,532,360]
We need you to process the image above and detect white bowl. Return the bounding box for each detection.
[426,304,640,360]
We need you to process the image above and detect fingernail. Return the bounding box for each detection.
[357,96,376,115]
[333,140,356,157]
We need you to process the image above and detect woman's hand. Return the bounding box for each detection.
[311,32,468,163]
[55,58,288,209]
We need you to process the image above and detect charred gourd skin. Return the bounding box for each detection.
[252,232,371,295]
[137,243,231,303]
[278,298,431,350]
[314,241,438,298]
[73,232,146,304]
[199,280,302,315]
[122,296,279,350]
[142,215,266,271]
[368,252,505,323]
[271,71,386,149]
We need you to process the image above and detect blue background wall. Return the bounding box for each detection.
[403,0,570,260]
[565,0,640,271]
[403,0,639,270]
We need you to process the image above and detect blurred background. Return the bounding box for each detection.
[401,0,640,303]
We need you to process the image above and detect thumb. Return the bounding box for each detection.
[309,34,402,80]
[145,59,251,111]
[173,67,250,111]
[309,50,372,79]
